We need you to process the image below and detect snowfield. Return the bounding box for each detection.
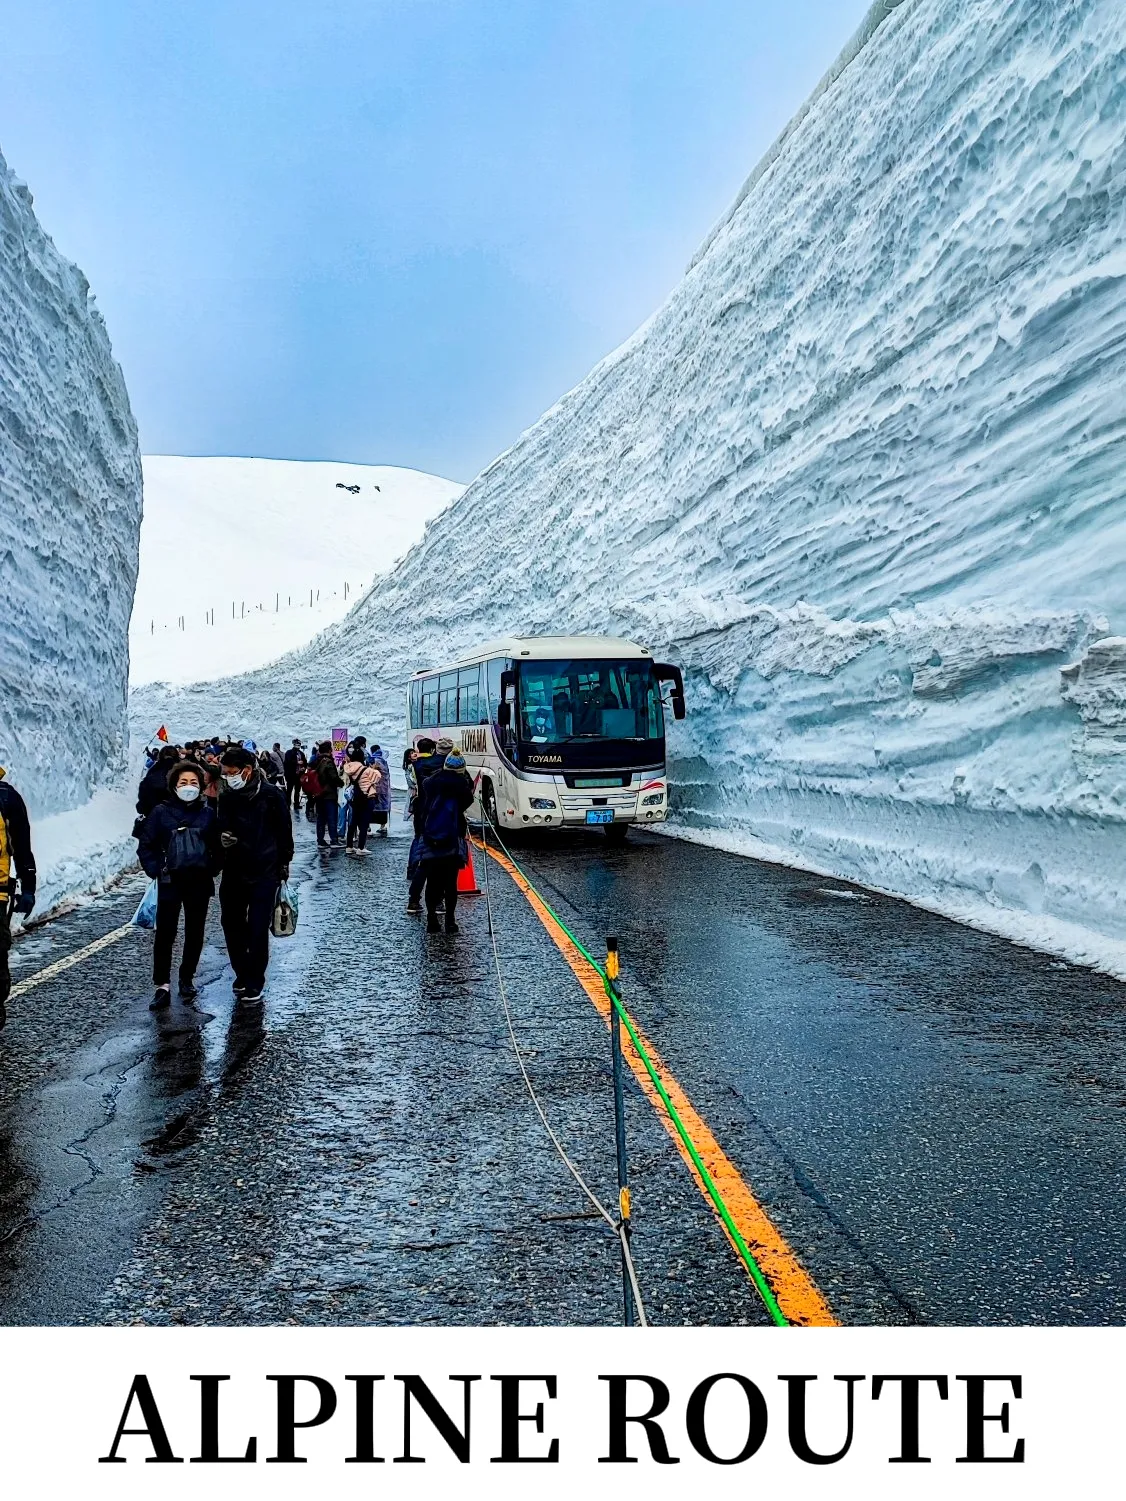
[132,0,1126,973]
[130,457,464,687]
[0,147,142,825]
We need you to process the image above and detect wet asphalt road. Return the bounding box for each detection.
[0,806,1122,1326]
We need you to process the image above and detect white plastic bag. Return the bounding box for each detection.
[132,879,158,929]
[272,880,298,938]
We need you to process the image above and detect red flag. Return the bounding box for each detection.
[156,725,169,743]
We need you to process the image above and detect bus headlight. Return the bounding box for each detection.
[642,792,665,806]
[529,797,557,810]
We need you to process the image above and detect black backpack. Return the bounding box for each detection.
[165,823,210,875]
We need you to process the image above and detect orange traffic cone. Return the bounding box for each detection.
[457,840,481,895]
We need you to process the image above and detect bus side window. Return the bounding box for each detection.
[409,680,422,729]
[439,672,458,725]
[458,665,481,725]
[421,676,439,727]
[486,658,504,721]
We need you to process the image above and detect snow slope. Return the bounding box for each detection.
[0,147,142,821]
[130,457,463,687]
[132,0,1126,972]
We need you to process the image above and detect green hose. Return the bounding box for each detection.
[487,837,790,1328]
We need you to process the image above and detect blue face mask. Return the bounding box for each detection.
[176,785,201,803]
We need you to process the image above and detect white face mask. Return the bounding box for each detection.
[176,784,201,803]
[223,772,248,790]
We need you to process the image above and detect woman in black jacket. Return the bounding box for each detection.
[137,760,220,1009]
[417,751,475,934]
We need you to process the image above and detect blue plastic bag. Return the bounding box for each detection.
[132,879,158,929]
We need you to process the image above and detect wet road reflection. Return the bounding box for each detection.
[0,818,1121,1325]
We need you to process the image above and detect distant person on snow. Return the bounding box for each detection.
[267,743,286,783]
[0,767,37,1028]
[137,760,220,1009]
[216,746,293,1003]
[416,750,474,933]
[137,744,180,818]
[310,741,344,848]
[282,740,306,810]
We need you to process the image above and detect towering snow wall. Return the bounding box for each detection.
[0,148,142,820]
[133,0,1126,969]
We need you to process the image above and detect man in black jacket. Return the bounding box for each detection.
[216,746,294,1002]
[0,768,36,1026]
[405,737,446,912]
[417,751,475,933]
[282,739,306,810]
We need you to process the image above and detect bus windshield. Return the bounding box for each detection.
[516,659,664,744]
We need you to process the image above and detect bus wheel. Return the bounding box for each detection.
[604,822,630,844]
[482,780,499,831]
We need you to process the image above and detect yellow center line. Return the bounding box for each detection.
[477,838,838,1328]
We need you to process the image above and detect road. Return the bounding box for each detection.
[0,803,1122,1326]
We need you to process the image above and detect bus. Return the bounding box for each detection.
[406,635,685,839]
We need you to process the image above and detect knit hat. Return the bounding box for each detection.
[444,750,466,770]
[436,736,455,752]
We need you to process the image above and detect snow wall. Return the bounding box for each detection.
[132,0,1126,972]
[1,147,142,820]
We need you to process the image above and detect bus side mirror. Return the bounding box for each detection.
[497,701,511,728]
[655,662,686,721]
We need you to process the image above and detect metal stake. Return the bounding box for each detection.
[607,936,636,1327]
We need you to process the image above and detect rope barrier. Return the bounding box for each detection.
[475,813,789,1328]
[477,819,649,1327]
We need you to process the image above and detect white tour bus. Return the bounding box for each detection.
[406,635,685,839]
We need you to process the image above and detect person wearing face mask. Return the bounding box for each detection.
[137,761,220,1009]
[216,745,294,1003]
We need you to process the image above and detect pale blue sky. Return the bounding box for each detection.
[1,0,871,480]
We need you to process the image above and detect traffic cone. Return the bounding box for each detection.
[457,840,481,895]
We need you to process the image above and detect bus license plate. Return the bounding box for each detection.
[586,809,615,825]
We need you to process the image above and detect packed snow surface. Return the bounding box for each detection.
[0,147,142,822]
[133,0,1126,973]
[130,457,463,687]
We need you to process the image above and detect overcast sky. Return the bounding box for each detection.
[1,0,872,481]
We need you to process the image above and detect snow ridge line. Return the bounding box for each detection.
[688,0,917,270]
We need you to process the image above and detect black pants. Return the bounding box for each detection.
[423,857,459,924]
[348,792,371,848]
[285,772,301,809]
[219,873,278,994]
[153,880,211,987]
[0,896,11,1005]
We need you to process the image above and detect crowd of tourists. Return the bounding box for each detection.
[0,726,479,1025]
[130,727,476,1006]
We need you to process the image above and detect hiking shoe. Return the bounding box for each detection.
[406,901,421,914]
[178,978,198,1002]
[150,986,172,1011]
[426,915,441,933]
[232,980,248,997]
[445,920,460,934]
[239,989,264,1003]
